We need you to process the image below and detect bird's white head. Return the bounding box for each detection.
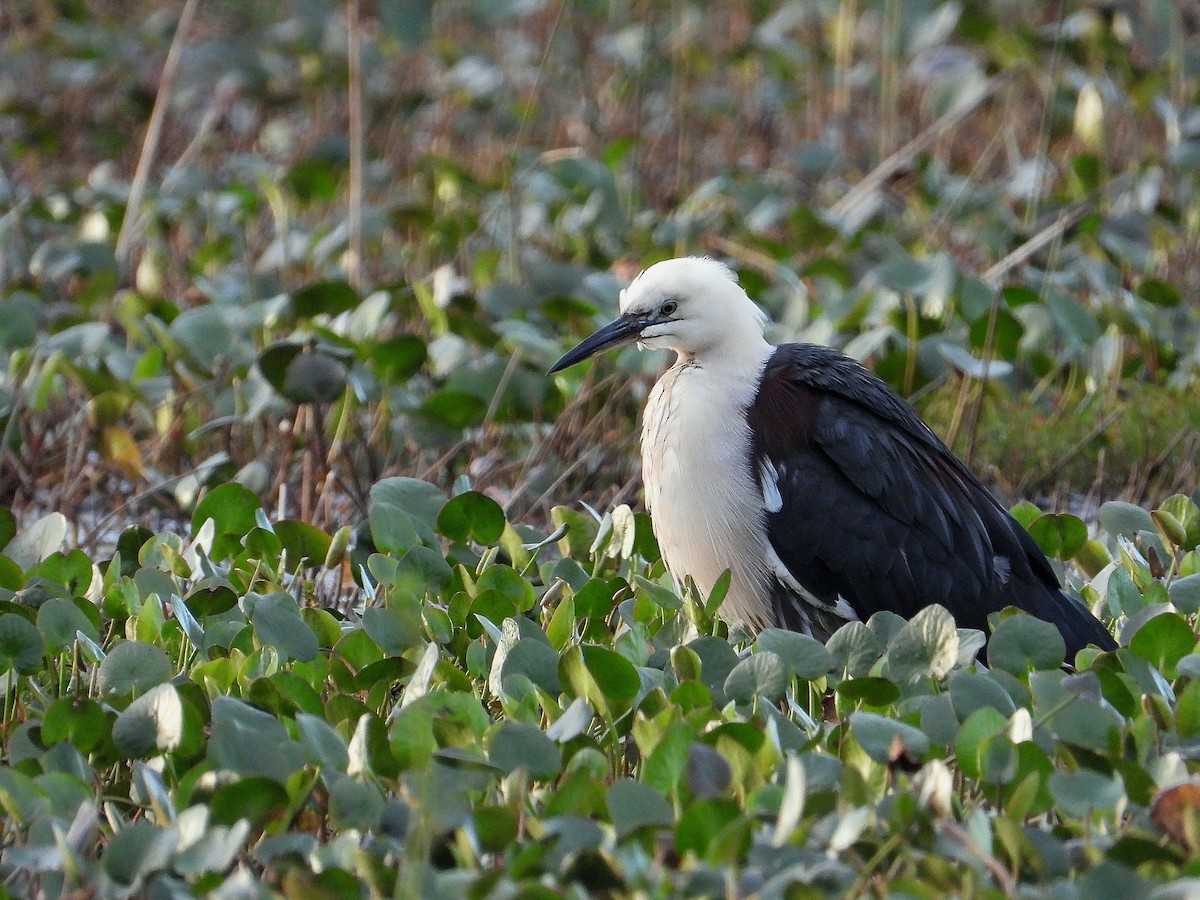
[549,256,771,374]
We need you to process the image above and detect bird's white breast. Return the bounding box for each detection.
[642,357,774,629]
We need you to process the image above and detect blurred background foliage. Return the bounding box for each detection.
[2,0,1199,541]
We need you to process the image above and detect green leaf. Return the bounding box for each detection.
[97,640,172,697]
[0,614,44,676]
[192,483,262,545]
[1028,514,1089,560]
[208,696,306,782]
[209,777,290,829]
[328,775,384,832]
[1099,501,1155,538]
[292,280,360,317]
[849,711,931,764]
[274,520,333,567]
[724,651,788,703]
[884,604,959,682]
[987,613,1065,674]
[112,684,184,758]
[754,629,834,680]
[489,722,562,778]
[251,592,319,662]
[1048,769,1124,817]
[608,779,673,837]
[1136,277,1181,307]
[103,821,177,887]
[438,491,506,544]
[560,645,639,722]
[1128,612,1195,677]
[371,334,427,383]
[5,512,66,568]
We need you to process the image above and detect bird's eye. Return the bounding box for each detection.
[660,299,678,317]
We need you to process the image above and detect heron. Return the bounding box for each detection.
[549,256,1116,657]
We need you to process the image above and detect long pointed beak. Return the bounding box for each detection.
[548,313,645,374]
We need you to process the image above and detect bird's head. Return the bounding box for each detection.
[549,257,769,374]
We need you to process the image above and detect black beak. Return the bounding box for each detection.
[548,313,646,374]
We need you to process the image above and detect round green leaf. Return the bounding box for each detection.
[274,520,333,568]
[36,596,99,651]
[987,613,1066,675]
[437,491,506,544]
[371,334,427,383]
[98,641,173,697]
[112,684,184,758]
[329,775,384,832]
[0,614,45,675]
[489,722,562,778]
[1028,514,1089,560]
[883,604,959,683]
[1128,612,1196,676]
[754,629,834,680]
[209,776,290,828]
[849,711,931,764]
[191,483,262,541]
[251,593,319,662]
[292,280,359,317]
[103,821,178,887]
[607,778,673,838]
[724,651,788,703]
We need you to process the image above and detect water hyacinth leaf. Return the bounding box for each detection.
[209,777,291,829]
[362,605,424,656]
[608,779,673,838]
[724,651,788,703]
[1128,613,1195,677]
[0,614,44,676]
[1137,277,1181,307]
[489,722,562,778]
[292,280,359,317]
[499,638,562,696]
[6,512,67,569]
[371,334,427,383]
[103,821,178,888]
[1028,514,1089,560]
[208,696,306,782]
[329,776,384,832]
[754,629,834,680]
[987,614,1065,674]
[1100,501,1155,539]
[1049,770,1125,818]
[837,677,901,707]
[174,819,251,878]
[251,592,319,662]
[686,742,732,798]
[38,596,100,652]
[112,683,184,757]
[97,641,173,697]
[192,483,262,558]
[546,698,592,743]
[884,605,959,683]
[274,520,333,568]
[849,711,931,764]
[560,645,639,721]
[1170,574,1200,614]
[369,477,445,554]
[281,349,347,404]
[466,806,519,858]
[297,713,350,773]
[42,698,109,752]
[437,491,506,544]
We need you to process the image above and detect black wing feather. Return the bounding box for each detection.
[748,344,1116,656]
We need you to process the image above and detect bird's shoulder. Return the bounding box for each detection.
[750,343,941,452]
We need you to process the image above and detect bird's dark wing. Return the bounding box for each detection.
[747,344,1115,654]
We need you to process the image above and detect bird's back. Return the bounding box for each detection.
[747,343,1116,657]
